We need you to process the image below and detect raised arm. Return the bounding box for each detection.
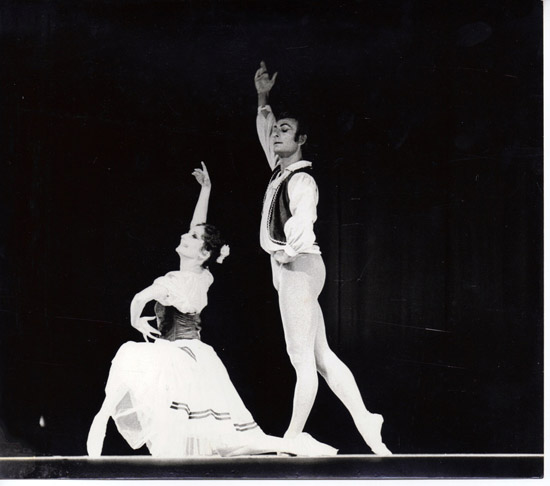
[189,161,211,229]
[130,284,167,341]
[255,60,277,108]
[255,61,278,170]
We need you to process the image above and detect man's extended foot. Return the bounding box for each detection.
[289,432,338,457]
[357,413,392,456]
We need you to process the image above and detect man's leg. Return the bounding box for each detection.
[275,254,323,438]
[312,292,391,455]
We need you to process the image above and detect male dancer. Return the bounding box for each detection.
[254,61,391,455]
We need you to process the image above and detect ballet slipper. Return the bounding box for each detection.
[276,430,298,456]
[357,413,392,456]
[275,430,299,456]
[289,432,338,457]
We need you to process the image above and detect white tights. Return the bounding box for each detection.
[271,253,391,455]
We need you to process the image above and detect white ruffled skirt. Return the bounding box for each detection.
[103,338,268,457]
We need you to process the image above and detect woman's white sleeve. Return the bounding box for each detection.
[152,275,178,307]
[283,173,319,257]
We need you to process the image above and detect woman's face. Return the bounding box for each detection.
[176,225,208,261]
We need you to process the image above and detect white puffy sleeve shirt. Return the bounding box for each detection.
[281,169,320,257]
[153,269,214,314]
[256,104,278,170]
[257,105,321,257]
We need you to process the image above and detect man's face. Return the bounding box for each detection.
[271,118,305,157]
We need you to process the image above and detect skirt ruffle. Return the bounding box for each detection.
[104,339,265,457]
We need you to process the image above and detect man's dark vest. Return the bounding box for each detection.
[266,166,314,245]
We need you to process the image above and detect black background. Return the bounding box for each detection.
[0,0,543,458]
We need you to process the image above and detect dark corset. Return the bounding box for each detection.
[154,302,202,341]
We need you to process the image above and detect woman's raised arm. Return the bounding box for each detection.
[189,161,211,229]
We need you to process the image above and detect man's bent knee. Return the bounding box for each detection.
[286,345,316,368]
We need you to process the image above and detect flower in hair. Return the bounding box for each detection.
[216,244,230,264]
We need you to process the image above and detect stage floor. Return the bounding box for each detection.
[0,454,543,479]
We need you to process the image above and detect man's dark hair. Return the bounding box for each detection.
[277,111,309,143]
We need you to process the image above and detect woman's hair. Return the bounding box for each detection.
[198,223,226,268]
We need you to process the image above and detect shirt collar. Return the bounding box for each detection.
[275,160,312,174]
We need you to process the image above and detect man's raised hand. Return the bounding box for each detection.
[254,61,278,95]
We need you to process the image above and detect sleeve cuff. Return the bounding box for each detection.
[284,245,299,258]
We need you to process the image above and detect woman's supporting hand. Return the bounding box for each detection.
[192,161,211,188]
[133,316,162,342]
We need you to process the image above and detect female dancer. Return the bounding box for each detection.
[86,163,337,458]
